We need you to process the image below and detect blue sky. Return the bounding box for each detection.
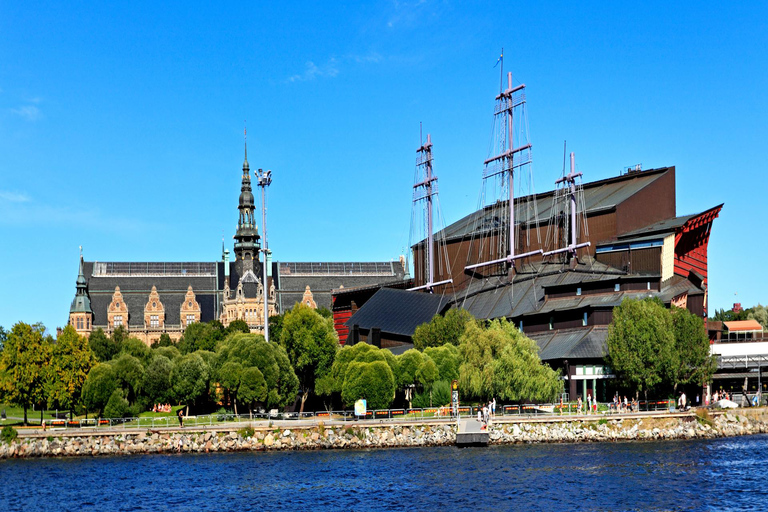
[1,2,766,332]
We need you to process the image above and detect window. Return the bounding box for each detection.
[647,281,651,290]
[614,283,620,292]
[576,287,582,296]
[114,315,123,327]
[549,316,553,330]
[583,312,588,326]
[519,320,523,331]
[86,317,90,329]
[186,315,196,325]
[188,301,192,308]
[150,315,159,328]
[76,317,83,330]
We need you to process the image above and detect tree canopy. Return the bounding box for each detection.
[0,322,52,424]
[459,319,561,403]
[606,298,674,400]
[413,308,476,351]
[278,303,338,413]
[46,325,94,413]
[670,306,717,391]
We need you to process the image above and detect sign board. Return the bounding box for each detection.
[354,399,367,417]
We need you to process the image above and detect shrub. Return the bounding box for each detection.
[1,426,18,444]
[431,380,451,407]
[238,426,255,439]
[341,360,395,410]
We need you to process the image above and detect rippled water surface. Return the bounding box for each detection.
[2,435,768,511]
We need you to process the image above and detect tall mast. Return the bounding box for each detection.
[543,152,591,259]
[465,72,541,274]
[408,133,452,292]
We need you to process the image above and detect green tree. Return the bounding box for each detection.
[238,366,268,415]
[171,352,211,414]
[317,307,332,319]
[153,345,181,361]
[88,328,117,362]
[103,388,130,418]
[317,343,398,399]
[225,319,250,335]
[341,360,395,410]
[151,332,174,349]
[606,298,674,401]
[217,361,244,414]
[413,308,476,350]
[424,344,460,382]
[46,325,94,416]
[216,333,298,410]
[670,306,717,392]
[179,321,224,353]
[111,353,145,403]
[0,325,7,353]
[396,349,424,408]
[120,337,152,365]
[82,363,118,416]
[279,303,339,413]
[459,319,560,403]
[143,355,173,404]
[0,322,52,424]
[748,304,768,331]
[269,313,284,343]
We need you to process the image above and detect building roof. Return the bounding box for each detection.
[724,320,764,332]
[528,326,608,361]
[345,288,450,336]
[617,204,725,241]
[429,167,672,244]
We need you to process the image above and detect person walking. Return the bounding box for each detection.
[492,398,496,418]
[177,408,184,428]
[577,396,583,414]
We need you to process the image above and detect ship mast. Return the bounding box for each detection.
[465,72,542,274]
[409,133,453,292]
[543,152,591,260]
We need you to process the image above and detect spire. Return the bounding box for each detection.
[234,130,260,275]
[243,124,249,171]
[70,250,92,314]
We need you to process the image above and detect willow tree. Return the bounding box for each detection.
[607,297,674,400]
[459,319,560,403]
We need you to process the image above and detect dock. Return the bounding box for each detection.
[456,418,489,447]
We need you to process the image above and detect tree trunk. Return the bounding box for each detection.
[23,405,28,426]
[299,392,308,415]
[673,382,678,394]
[185,404,189,416]
[234,398,238,416]
[41,407,44,425]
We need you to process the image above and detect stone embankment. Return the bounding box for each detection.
[2,408,767,459]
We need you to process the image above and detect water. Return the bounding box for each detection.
[2,435,768,511]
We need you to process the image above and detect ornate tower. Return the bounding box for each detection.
[233,138,261,277]
[69,252,93,335]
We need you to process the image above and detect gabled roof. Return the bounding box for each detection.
[345,288,450,336]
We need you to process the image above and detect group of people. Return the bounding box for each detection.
[611,394,638,413]
[152,403,172,413]
[477,398,496,427]
[576,394,600,414]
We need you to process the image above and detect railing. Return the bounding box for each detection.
[30,400,693,431]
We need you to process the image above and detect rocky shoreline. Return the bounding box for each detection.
[2,409,767,459]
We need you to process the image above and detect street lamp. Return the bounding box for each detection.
[256,168,272,342]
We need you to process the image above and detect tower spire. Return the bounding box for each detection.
[243,123,249,170]
[234,129,260,275]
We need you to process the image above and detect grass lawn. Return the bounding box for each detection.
[0,403,74,423]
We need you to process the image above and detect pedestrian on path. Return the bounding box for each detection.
[178,408,184,427]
